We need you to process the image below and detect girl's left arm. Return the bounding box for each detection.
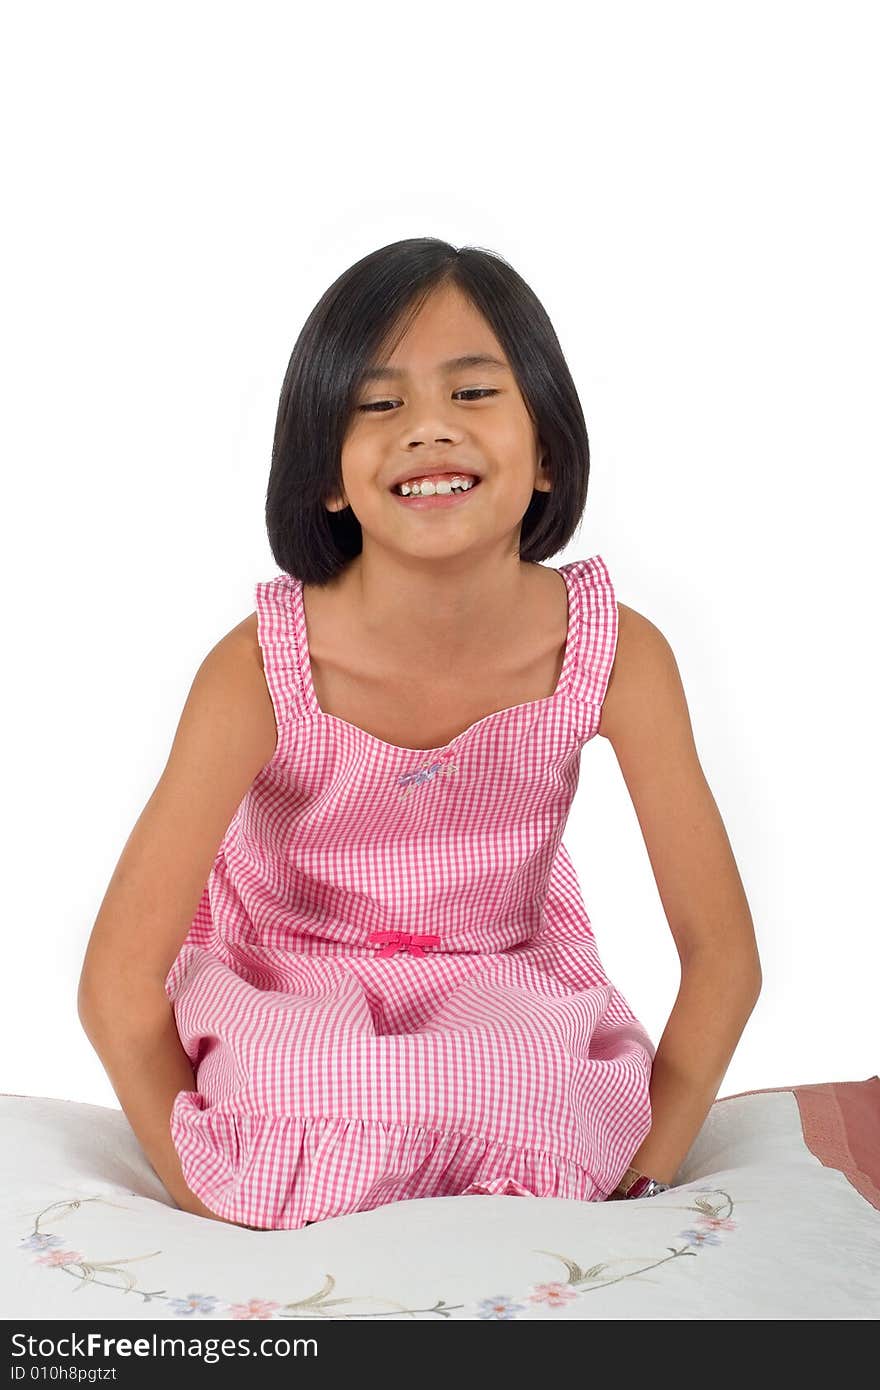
[598,602,763,1185]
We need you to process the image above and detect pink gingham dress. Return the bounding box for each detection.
[163,555,655,1230]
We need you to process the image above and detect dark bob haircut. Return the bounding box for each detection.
[265,238,590,584]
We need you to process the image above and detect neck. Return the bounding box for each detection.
[339,548,536,664]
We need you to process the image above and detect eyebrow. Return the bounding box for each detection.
[358,353,510,382]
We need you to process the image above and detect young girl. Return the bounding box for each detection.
[78,238,762,1231]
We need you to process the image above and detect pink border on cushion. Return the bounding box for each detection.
[718,1076,880,1212]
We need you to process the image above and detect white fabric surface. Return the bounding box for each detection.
[2,1088,878,1320]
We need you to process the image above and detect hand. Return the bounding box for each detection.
[175,1184,257,1228]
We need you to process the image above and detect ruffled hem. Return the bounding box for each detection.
[170,1092,608,1231]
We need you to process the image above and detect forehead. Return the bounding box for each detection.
[359,352,509,383]
[362,284,510,381]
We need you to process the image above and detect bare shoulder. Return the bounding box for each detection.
[597,602,694,754]
[225,611,264,672]
[198,611,275,755]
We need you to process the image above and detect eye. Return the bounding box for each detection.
[357,388,499,413]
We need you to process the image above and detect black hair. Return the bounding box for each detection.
[265,237,590,584]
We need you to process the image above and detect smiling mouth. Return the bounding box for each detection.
[389,477,483,510]
[390,474,480,497]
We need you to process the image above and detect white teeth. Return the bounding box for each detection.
[396,476,477,496]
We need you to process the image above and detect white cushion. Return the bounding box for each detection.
[2,1080,878,1320]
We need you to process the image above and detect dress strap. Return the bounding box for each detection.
[254,574,310,733]
[560,554,619,715]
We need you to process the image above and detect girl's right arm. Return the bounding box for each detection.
[77,615,278,1223]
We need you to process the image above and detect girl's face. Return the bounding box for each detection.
[330,284,551,562]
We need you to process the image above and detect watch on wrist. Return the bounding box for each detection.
[609,1165,672,1200]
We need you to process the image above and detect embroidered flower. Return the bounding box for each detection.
[679,1227,723,1247]
[475,1294,525,1320]
[19,1232,63,1252]
[398,751,457,794]
[696,1215,737,1233]
[167,1293,221,1316]
[528,1281,578,1307]
[228,1297,282,1320]
[36,1249,83,1267]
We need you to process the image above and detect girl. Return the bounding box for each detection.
[78,238,762,1231]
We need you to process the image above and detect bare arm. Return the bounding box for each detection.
[598,602,762,1183]
[79,983,227,1222]
[78,615,278,1224]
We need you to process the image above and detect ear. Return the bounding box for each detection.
[533,450,552,494]
[324,491,350,512]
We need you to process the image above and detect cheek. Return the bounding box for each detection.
[338,441,375,487]
[490,412,538,454]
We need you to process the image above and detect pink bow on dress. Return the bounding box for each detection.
[366,930,441,958]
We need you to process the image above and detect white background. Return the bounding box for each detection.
[2,1,877,1110]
